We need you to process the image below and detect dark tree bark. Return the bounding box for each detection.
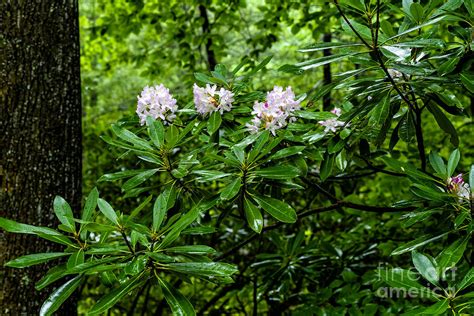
[0,1,81,314]
[322,33,332,110]
[198,4,217,70]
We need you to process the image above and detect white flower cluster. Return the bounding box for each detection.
[447,174,470,202]
[136,85,178,125]
[318,107,345,133]
[193,84,234,115]
[247,86,300,135]
[388,68,403,79]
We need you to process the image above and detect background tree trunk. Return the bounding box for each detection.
[0,1,82,314]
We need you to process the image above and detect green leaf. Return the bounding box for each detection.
[428,152,446,177]
[423,300,449,314]
[253,165,300,180]
[207,111,222,135]
[253,195,297,223]
[220,178,242,201]
[80,188,99,239]
[436,236,468,272]
[244,197,263,233]
[409,2,424,22]
[159,201,216,249]
[39,275,82,316]
[53,196,75,233]
[157,277,196,316]
[153,187,176,232]
[146,116,165,148]
[447,149,460,177]
[412,251,439,286]
[36,265,67,290]
[460,72,474,94]
[426,103,458,147]
[391,232,449,256]
[369,94,391,127]
[5,252,68,268]
[122,168,159,191]
[98,169,147,182]
[165,245,216,254]
[97,199,119,225]
[379,268,436,298]
[383,15,446,43]
[89,272,147,315]
[320,154,334,181]
[399,112,415,142]
[456,268,473,292]
[269,146,305,160]
[164,262,238,278]
[111,124,153,151]
[67,249,85,270]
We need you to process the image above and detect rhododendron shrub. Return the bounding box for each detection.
[1,1,473,315]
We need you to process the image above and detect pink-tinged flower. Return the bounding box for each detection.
[447,174,470,201]
[193,84,234,115]
[246,86,300,135]
[331,107,342,116]
[318,107,345,133]
[136,85,178,125]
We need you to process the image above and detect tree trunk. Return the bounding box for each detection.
[322,33,332,110]
[0,1,82,314]
[198,4,217,70]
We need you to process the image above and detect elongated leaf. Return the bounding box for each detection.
[384,15,446,42]
[460,72,474,94]
[426,103,458,147]
[67,250,85,270]
[253,195,297,223]
[369,94,391,127]
[428,152,446,176]
[80,188,99,239]
[412,251,439,286]
[436,237,468,272]
[159,201,215,249]
[146,116,165,148]
[244,197,263,233]
[220,178,242,201]
[98,169,147,182]
[36,265,67,290]
[164,262,238,277]
[153,187,176,232]
[269,146,305,160]
[207,111,222,135]
[5,252,68,268]
[447,149,460,177]
[53,196,75,233]
[40,275,82,316]
[97,199,119,225]
[456,268,473,292]
[111,124,153,151]
[157,277,195,316]
[122,169,159,191]
[89,272,147,315]
[391,233,449,255]
[253,165,300,180]
[379,268,436,298]
[165,245,216,254]
[298,42,363,52]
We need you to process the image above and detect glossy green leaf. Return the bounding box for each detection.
[165,245,216,254]
[253,165,300,180]
[456,268,474,292]
[369,94,390,127]
[97,198,119,225]
[164,262,238,278]
[67,249,85,270]
[269,146,305,160]
[447,149,460,177]
[88,272,147,315]
[153,187,176,232]
[379,268,436,298]
[220,178,242,201]
[412,251,439,286]
[428,152,446,176]
[244,197,263,233]
[53,196,75,233]
[253,195,297,223]
[391,233,449,256]
[39,275,82,316]
[426,103,458,147]
[146,116,165,148]
[111,124,153,151]
[157,277,196,316]
[5,252,68,268]
[436,236,468,272]
[122,168,159,191]
[207,111,222,135]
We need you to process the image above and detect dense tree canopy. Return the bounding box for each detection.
[1,0,473,315]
